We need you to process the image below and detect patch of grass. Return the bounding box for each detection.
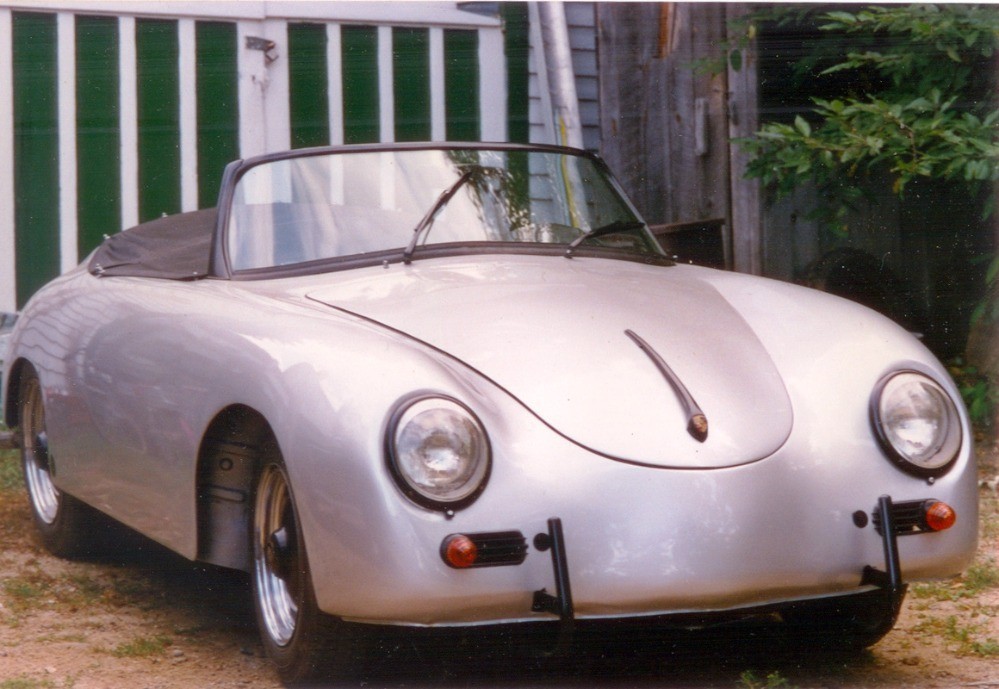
[0,674,74,689]
[738,670,795,689]
[964,558,999,594]
[1,567,119,616]
[0,678,56,689]
[35,632,89,644]
[109,634,172,658]
[982,490,999,541]
[2,572,55,613]
[971,637,999,656]
[0,447,22,492]
[0,447,29,545]
[913,614,999,657]
[64,573,111,607]
[913,558,999,602]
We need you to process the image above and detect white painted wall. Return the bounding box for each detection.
[528,1,598,151]
[0,1,506,312]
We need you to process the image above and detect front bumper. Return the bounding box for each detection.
[299,388,978,627]
[316,457,976,627]
[449,494,927,645]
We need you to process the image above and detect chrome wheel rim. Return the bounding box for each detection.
[253,464,301,647]
[22,378,60,525]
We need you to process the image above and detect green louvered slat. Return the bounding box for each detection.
[288,23,330,149]
[501,4,529,144]
[444,29,479,141]
[137,18,180,222]
[393,27,430,142]
[196,21,239,208]
[13,12,59,307]
[341,25,379,144]
[76,15,120,256]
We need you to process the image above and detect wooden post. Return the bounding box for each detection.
[596,3,729,229]
[725,4,762,275]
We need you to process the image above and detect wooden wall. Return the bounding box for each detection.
[596,2,760,272]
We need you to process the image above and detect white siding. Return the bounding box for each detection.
[0,1,507,311]
[56,12,78,273]
[565,2,599,152]
[0,9,14,313]
[528,1,598,151]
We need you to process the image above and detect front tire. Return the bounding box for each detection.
[251,458,364,684]
[18,369,103,557]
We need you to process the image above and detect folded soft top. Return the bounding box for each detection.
[88,208,217,280]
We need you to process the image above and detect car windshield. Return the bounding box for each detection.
[226,147,660,271]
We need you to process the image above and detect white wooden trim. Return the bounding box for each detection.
[428,26,444,142]
[527,4,554,145]
[262,18,289,153]
[178,17,198,211]
[377,24,393,143]
[57,12,78,271]
[237,20,265,158]
[0,8,15,310]
[478,26,505,142]
[0,2,501,27]
[119,15,138,230]
[377,28,396,206]
[265,2,501,27]
[326,22,343,146]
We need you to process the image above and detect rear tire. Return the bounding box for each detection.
[251,457,366,685]
[18,369,104,558]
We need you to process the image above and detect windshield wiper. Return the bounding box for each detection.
[564,219,647,258]
[403,169,476,264]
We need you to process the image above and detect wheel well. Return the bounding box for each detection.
[196,404,279,572]
[4,359,33,429]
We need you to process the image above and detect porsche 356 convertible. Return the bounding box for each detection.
[2,143,977,683]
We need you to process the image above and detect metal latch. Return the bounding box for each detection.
[245,36,277,64]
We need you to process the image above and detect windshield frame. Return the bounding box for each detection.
[209,142,669,280]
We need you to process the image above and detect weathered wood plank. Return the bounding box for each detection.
[597,3,730,231]
[725,3,761,274]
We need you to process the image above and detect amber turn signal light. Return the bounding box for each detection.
[924,500,957,532]
[442,534,479,568]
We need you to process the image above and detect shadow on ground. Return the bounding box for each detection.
[94,531,881,689]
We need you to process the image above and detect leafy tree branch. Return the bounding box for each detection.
[740,4,999,235]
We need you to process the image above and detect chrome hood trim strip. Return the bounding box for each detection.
[624,329,708,442]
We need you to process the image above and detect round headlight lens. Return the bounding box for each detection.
[388,397,490,508]
[873,371,962,476]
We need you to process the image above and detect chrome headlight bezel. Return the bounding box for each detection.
[386,395,491,511]
[870,370,963,478]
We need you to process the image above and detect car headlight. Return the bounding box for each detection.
[387,396,490,510]
[871,371,962,477]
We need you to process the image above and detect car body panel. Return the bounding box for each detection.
[306,256,794,469]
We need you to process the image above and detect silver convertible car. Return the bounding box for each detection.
[1,143,978,683]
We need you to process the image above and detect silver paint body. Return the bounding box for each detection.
[2,251,978,627]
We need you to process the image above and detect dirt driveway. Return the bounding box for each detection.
[0,446,996,689]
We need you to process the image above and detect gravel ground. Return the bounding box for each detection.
[0,445,995,689]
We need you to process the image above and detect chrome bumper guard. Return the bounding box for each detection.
[531,495,911,649]
[860,495,908,620]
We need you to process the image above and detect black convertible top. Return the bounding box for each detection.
[88,208,217,280]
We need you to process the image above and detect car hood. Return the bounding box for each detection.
[306,257,792,468]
